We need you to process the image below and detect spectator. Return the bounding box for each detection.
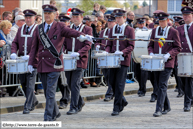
[2,11,12,22]
[15,11,24,16]
[153,19,159,28]
[50,0,56,7]
[83,15,92,26]
[99,19,106,30]
[100,5,106,14]
[35,15,42,25]
[9,15,25,38]
[96,21,102,35]
[126,11,135,27]
[59,14,70,26]
[96,11,104,20]
[92,3,100,16]
[12,7,22,25]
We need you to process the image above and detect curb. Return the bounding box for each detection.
[0,84,176,114]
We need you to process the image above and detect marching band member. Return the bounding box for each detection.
[96,14,116,102]
[176,6,193,112]
[173,16,183,29]
[28,5,90,121]
[105,9,135,116]
[135,18,148,30]
[63,8,92,115]
[148,12,181,117]
[10,10,39,114]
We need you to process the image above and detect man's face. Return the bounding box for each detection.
[17,19,25,27]
[94,6,99,11]
[137,22,145,29]
[108,21,116,28]
[115,16,126,25]
[100,9,106,14]
[92,18,98,26]
[86,21,92,26]
[159,19,168,28]
[127,12,135,20]
[71,15,83,26]
[174,22,180,27]
[183,13,193,23]
[5,14,12,21]
[98,14,104,20]
[37,16,42,23]
[55,11,59,19]
[25,16,35,26]
[44,12,55,23]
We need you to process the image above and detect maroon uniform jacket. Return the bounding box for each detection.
[96,28,110,50]
[63,24,92,69]
[28,21,82,73]
[148,26,181,68]
[105,24,135,67]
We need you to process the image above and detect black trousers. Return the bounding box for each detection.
[154,68,172,112]
[19,69,37,110]
[180,77,193,108]
[102,68,113,98]
[39,72,60,121]
[109,65,128,112]
[65,68,84,111]
[173,65,184,94]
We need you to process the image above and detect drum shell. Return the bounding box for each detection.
[132,29,152,63]
[63,54,77,71]
[141,55,165,71]
[177,53,193,77]
[97,54,121,68]
[5,59,29,74]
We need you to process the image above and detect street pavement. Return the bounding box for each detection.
[1,89,192,129]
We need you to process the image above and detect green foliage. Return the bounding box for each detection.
[142,0,148,7]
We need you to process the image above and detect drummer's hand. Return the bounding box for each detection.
[70,52,80,57]
[96,45,100,51]
[22,55,29,60]
[10,53,17,59]
[150,53,154,56]
[28,65,34,74]
[0,40,6,47]
[164,53,170,62]
[85,34,94,43]
[114,51,123,55]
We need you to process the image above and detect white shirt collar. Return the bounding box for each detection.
[187,22,193,27]
[117,23,126,31]
[26,23,35,31]
[160,26,167,35]
[44,22,54,32]
[74,23,82,30]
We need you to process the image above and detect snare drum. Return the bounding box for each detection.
[5,59,29,74]
[91,50,105,59]
[97,53,122,68]
[63,54,77,71]
[177,53,193,77]
[141,55,165,71]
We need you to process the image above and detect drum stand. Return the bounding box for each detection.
[12,85,25,97]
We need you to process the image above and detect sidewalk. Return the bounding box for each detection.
[0,78,176,114]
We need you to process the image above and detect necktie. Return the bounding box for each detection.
[26,27,29,34]
[74,26,79,30]
[117,27,121,33]
[160,29,164,36]
[187,25,190,31]
[46,25,50,34]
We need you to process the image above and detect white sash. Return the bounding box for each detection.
[21,24,37,56]
[184,24,193,52]
[103,28,109,45]
[70,24,85,53]
[155,26,171,39]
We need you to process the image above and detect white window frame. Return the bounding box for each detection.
[31,0,38,9]
[167,0,183,14]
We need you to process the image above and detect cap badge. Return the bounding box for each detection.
[61,17,63,19]
[73,9,76,12]
[26,11,29,13]
[184,8,187,10]
[160,14,162,16]
[46,6,49,8]
[116,10,119,13]
[140,19,142,20]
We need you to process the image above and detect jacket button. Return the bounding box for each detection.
[49,58,50,59]
[186,48,188,50]
[42,57,44,59]
[42,50,44,52]
[182,42,183,44]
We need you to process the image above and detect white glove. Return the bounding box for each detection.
[10,53,17,59]
[85,34,94,43]
[102,51,108,55]
[150,53,154,56]
[28,65,34,74]
[70,52,80,57]
[114,51,123,55]
[22,55,29,60]
[77,35,87,42]
[164,53,170,62]
[96,45,100,51]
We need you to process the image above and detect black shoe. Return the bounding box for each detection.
[184,107,191,112]
[53,112,61,121]
[138,93,145,97]
[111,111,119,116]
[104,97,113,102]
[80,81,88,88]
[30,101,39,111]
[78,103,85,112]
[174,88,178,92]
[177,93,184,98]
[23,109,30,114]
[124,101,128,107]
[153,111,162,117]
[59,103,67,109]
[162,108,171,115]
[67,109,78,115]
[150,96,156,102]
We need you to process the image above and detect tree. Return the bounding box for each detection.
[123,2,130,9]
[133,5,138,10]
[142,0,148,7]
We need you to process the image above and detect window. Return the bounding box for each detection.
[168,0,183,13]
[0,0,3,5]
[31,0,38,9]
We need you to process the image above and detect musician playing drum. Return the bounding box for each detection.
[148,12,181,117]
[63,8,92,115]
[10,9,39,114]
[176,6,193,112]
[28,5,90,121]
[105,9,135,116]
